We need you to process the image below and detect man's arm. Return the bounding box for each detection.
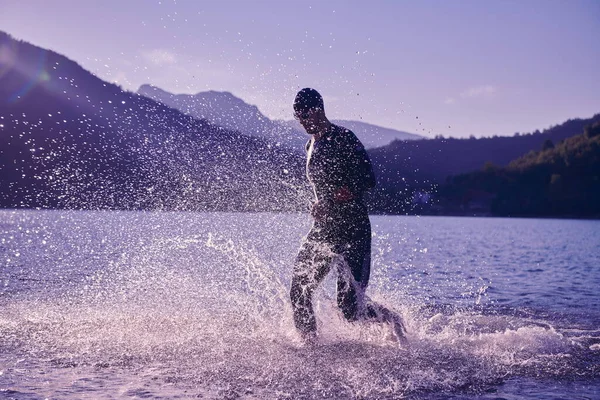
[338,132,376,200]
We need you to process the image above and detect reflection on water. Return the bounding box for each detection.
[0,210,599,399]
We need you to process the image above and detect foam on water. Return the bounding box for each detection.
[0,211,599,399]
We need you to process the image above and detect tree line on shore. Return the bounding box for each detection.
[433,122,600,218]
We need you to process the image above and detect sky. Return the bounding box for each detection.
[1,0,599,138]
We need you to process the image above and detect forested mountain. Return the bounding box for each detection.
[369,115,600,187]
[437,123,600,217]
[363,115,600,214]
[0,31,306,211]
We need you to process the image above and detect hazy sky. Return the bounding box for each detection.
[1,0,599,138]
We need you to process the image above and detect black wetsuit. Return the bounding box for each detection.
[290,124,377,334]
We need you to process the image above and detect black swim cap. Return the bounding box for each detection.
[293,88,324,114]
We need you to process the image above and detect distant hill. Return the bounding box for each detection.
[138,85,423,150]
[369,114,600,187]
[366,114,600,214]
[438,122,600,217]
[0,31,307,211]
[137,84,307,150]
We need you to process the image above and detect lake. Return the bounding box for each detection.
[0,210,599,399]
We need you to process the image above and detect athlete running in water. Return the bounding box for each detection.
[290,88,406,343]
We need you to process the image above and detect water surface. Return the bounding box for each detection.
[0,210,598,399]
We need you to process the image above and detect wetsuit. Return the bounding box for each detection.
[290,124,377,334]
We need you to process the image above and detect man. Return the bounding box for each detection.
[290,88,405,343]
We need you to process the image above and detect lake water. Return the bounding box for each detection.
[0,210,599,399]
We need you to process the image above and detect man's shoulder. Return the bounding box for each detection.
[331,123,352,135]
[331,124,364,149]
[331,123,356,140]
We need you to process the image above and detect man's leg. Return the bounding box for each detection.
[290,238,332,335]
[336,232,371,321]
[336,246,407,341]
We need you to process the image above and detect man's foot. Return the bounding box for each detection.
[390,317,408,346]
[376,306,408,346]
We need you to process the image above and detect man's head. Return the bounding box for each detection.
[293,88,327,135]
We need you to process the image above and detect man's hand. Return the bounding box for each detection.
[333,186,354,203]
[311,187,354,221]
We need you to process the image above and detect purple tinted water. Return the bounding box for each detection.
[0,210,598,399]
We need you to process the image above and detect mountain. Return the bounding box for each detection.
[366,114,600,214]
[138,85,423,150]
[438,122,600,217]
[137,84,307,150]
[369,114,600,186]
[2,30,597,217]
[0,31,307,211]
